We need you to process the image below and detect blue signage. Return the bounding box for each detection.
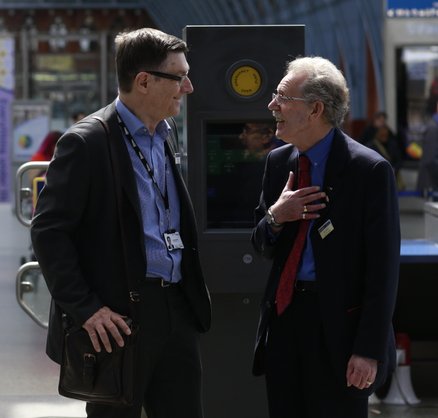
[387,0,438,17]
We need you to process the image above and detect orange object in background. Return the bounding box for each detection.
[405,142,422,160]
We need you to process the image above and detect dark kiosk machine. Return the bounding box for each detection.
[184,25,305,418]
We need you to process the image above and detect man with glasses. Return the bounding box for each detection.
[31,28,211,418]
[239,122,278,160]
[251,56,400,418]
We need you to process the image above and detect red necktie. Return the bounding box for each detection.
[275,154,311,315]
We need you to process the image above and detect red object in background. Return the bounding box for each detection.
[396,332,412,365]
[30,130,63,162]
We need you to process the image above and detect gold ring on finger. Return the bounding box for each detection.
[303,205,308,213]
[302,213,306,220]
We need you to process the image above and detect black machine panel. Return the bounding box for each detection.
[184,25,305,293]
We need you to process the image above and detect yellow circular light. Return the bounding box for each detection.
[230,65,261,97]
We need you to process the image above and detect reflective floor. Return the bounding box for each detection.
[0,203,85,418]
[370,401,438,418]
[0,193,437,418]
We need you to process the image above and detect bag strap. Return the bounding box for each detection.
[92,115,140,322]
[166,117,179,155]
[165,117,184,175]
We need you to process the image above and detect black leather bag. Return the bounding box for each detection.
[58,318,138,406]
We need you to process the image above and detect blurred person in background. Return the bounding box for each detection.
[71,111,86,124]
[28,130,63,181]
[30,130,63,163]
[360,111,405,158]
[417,100,438,197]
[364,125,403,188]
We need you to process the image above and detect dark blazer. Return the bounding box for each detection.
[31,101,211,363]
[251,129,400,396]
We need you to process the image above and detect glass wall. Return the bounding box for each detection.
[397,45,438,161]
[0,8,154,130]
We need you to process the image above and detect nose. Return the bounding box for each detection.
[268,98,278,111]
[182,76,194,94]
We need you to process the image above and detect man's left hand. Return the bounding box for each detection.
[346,354,377,390]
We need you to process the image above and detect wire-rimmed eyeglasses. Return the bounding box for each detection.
[145,70,189,85]
[272,91,307,104]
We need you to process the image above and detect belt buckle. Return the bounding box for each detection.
[161,279,170,288]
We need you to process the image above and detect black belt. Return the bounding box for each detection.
[295,280,318,293]
[145,277,180,288]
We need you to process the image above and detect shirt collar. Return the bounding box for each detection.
[301,128,335,166]
[115,96,171,138]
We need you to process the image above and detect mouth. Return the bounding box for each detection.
[273,112,284,123]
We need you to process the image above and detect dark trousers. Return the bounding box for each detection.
[86,280,203,418]
[265,291,367,418]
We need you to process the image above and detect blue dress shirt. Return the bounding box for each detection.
[115,97,182,282]
[298,128,334,281]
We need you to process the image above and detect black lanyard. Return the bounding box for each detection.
[116,111,170,210]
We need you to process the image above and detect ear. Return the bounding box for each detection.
[134,71,149,91]
[310,100,325,120]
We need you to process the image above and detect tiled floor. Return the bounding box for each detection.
[0,197,437,418]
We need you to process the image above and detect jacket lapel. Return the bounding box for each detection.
[312,129,349,233]
[102,103,143,229]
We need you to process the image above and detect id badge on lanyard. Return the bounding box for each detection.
[164,230,184,251]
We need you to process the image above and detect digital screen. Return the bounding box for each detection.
[206,121,284,229]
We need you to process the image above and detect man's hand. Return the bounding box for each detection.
[270,171,326,224]
[346,354,378,390]
[82,306,132,353]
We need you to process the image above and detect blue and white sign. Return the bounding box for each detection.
[387,0,438,17]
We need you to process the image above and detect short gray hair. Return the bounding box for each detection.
[286,56,349,127]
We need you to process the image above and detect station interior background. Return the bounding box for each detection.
[0,1,438,417]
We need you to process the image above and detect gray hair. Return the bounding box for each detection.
[286,56,349,127]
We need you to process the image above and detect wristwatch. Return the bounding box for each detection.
[266,207,283,228]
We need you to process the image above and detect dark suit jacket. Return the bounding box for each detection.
[251,129,400,396]
[31,101,211,363]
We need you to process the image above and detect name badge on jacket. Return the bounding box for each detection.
[318,219,334,239]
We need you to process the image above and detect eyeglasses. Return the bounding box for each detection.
[145,70,189,85]
[272,91,307,104]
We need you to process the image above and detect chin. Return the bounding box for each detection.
[170,104,181,116]
[276,127,287,140]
